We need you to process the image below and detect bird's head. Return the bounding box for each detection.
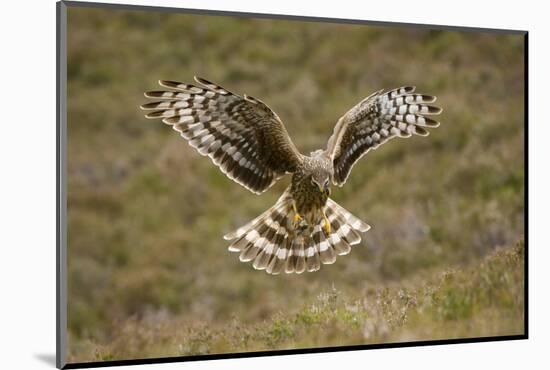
[310,171,331,195]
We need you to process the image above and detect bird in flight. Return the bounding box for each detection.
[141,77,442,274]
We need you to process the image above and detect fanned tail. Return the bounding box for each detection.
[224,189,370,275]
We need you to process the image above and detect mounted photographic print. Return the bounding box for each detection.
[57,1,527,368]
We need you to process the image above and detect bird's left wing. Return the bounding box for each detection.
[325,86,442,186]
[141,77,303,194]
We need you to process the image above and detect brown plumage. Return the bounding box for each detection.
[141,77,442,274]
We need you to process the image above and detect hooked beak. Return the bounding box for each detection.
[322,181,330,195]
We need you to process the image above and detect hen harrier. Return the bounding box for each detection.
[141,77,442,274]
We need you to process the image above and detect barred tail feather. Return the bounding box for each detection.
[224,191,370,275]
[224,191,293,274]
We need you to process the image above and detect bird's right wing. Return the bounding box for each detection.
[141,77,303,194]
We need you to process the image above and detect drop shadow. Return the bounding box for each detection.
[34,353,57,367]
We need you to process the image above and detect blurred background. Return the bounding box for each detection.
[66,5,525,362]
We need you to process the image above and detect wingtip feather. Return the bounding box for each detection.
[193,75,204,85]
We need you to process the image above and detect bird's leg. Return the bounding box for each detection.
[292,201,303,224]
[322,208,331,235]
[291,201,309,233]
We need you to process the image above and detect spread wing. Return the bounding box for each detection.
[325,86,442,186]
[141,77,303,194]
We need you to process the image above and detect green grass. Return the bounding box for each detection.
[70,241,524,361]
[65,6,525,362]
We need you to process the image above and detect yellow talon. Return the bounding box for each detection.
[323,214,331,235]
[292,202,303,224]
